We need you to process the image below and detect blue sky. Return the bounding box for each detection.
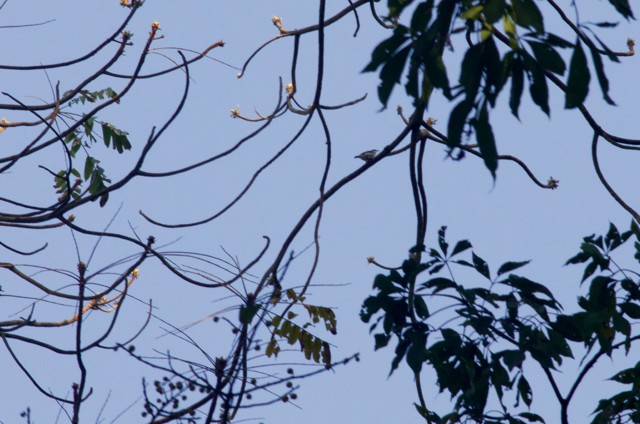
[1,1,639,423]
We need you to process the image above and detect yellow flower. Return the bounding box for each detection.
[285,83,294,95]
[151,21,160,31]
[0,118,9,134]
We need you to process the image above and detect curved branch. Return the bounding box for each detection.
[238,0,370,77]
[0,5,139,71]
[591,132,640,223]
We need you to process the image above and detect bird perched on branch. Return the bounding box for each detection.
[354,149,378,161]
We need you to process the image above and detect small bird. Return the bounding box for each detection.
[354,149,378,161]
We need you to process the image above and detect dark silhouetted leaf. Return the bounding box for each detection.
[363,27,409,73]
[473,102,498,178]
[565,40,590,109]
[424,47,450,94]
[517,375,533,407]
[593,21,619,28]
[410,1,434,33]
[588,45,615,105]
[527,40,566,75]
[472,252,491,279]
[523,53,550,115]
[517,412,545,422]
[378,45,412,107]
[421,277,457,293]
[543,32,575,49]
[447,99,473,149]
[414,295,430,318]
[498,260,531,276]
[509,54,524,118]
[507,275,555,300]
[451,239,472,256]
[619,302,640,319]
[607,0,634,20]
[459,43,484,93]
[438,226,449,256]
[512,0,544,33]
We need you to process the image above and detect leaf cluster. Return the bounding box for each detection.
[54,88,132,206]
[361,223,640,423]
[264,288,335,368]
[364,0,634,176]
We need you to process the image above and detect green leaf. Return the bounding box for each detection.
[363,26,409,73]
[421,277,457,293]
[84,156,96,181]
[374,333,391,349]
[612,313,630,336]
[265,339,280,357]
[588,276,615,308]
[390,338,410,375]
[484,0,506,23]
[438,226,449,256]
[459,43,484,93]
[239,300,260,324]
[473,102,498,178]
[619,302,640,319]
[447,99,473,149]
[482,37,503,104]
[83,117,95,136]
[388,0,416,18]
[581,261,598,283]
[410,1,434,33]
[523,53,550,115]
[527,41,566,75]
[517,375,533,407]
[609,365,639,384]
[451,239,472,256]
[461,5,483,20]
[497,260,531,276]
[604,222,622,249]
[441,328,462,348]
[548,329,574,359]
[506,275,555,300]
[472,252,491,279]
[607,0,634,20]
[102,123,112,148]
[424,47,450,95]
[565,40,590,109]
[553,314,588,342]
[543,33,575,49]
[511,0,544,33]
[620,279,640,300]
[377,45,412,107]
[593,21,619,28]
[414,295,430,318]
[509,54,524,118]
[588,45,615,105]
[517,412,545,423]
